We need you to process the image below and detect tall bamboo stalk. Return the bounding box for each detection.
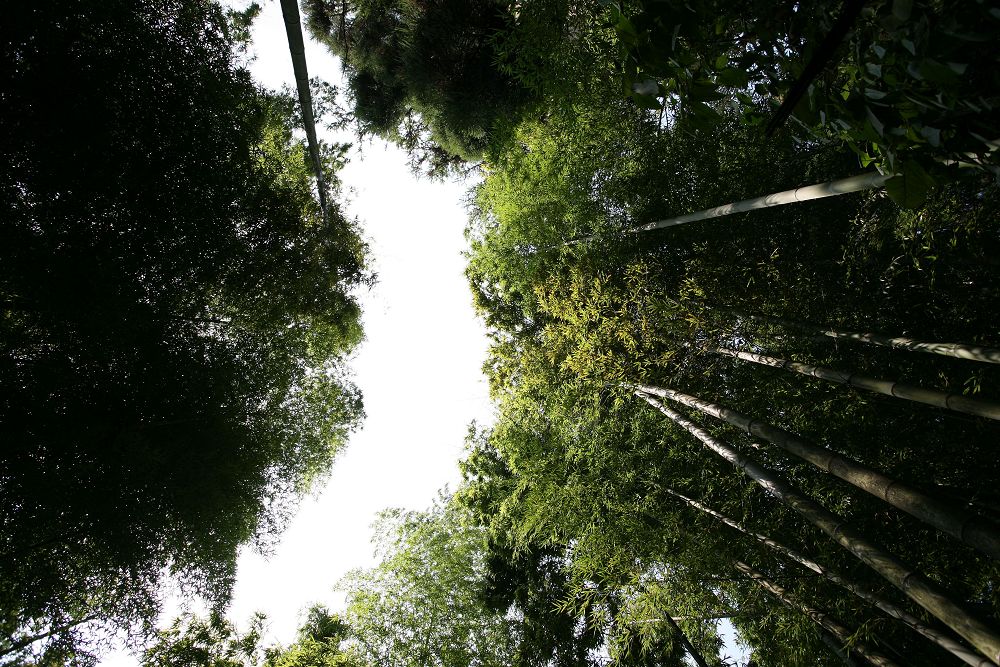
[667,488,992,667]
[734,561,900,667]
[565,172,890,244]
[631,382,1000,561]
[634,391,1000,664]
[661,614,711,667]
[631,172,889,233]
[713,346,1000,421]
[279,0,329,219]
[742,311,1000,365]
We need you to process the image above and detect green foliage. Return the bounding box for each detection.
[795,1,1000,177]
[337,497,521,667]
[143,613,266,667]
[264,607,362,667]
[461,8,1000,661]
[141,608,364,667]
[304,0,534,172]
[0,0,368,661]
[606,0,1000,192]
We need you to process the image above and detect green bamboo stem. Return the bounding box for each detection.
[661,614,711,667]
[667,488,992,667]
[634,390,1000,665]
[631,172,889,233]
[744,311,1000,365]
[735,560,901,667]
[566,172,890,245]
[713,347,1000,421]
[631,382,1000,561]
[279,0,329,219]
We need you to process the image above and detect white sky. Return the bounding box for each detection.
[223,3,495,637]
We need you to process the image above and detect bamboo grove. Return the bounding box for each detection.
[448,1,1000,664]
[459,134,1000,663]
[4,0,1000,665]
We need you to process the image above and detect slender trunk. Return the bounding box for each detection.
[1,615,98,658]
[634,612,745,622]
[634,391,1000,665]
[765,0,865,135]
[667,488,992,667]
[629,173,889,233]
[661,614,711,667]
[631,383,1000,561]
[742,311,1000,365]
[278,0,329,219]
[713,347,1000,421]
[566,172,890,244]
[734,561,900,667]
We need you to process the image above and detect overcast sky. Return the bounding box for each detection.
[225,2,496,634]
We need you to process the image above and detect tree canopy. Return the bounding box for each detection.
[142,607,365,667]
[4,0,1000,665]
[337,497,521,667]
[0,1,369,662]
[303,0,534,172]
[457,1,1000,663]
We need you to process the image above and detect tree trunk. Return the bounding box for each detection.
[667,488,992,667]
[631,382,1000,561]
[634,390,1000,665]
[741,311,1000,365]
[567,172,890,244]
[735,561,900,667]
[712,346,1000,421]
[764,0,866,135]
[662,613,712,667]
[629,173,889,233]
[279,0,330,219]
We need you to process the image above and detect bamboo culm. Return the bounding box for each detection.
[743,311,1000,365]
[631,383,1000,561]
[630,172,890,233]
[566,172,890,245]
[666,488,992,667]
[634,391,1000,665]
[735,561,901,667]
[278,0,330,219]
[713,347,1000,421]
[661,614,711,667]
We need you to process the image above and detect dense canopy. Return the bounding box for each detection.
[1,0,368,662]
[3,0,1000,665]
[303,0,533,171]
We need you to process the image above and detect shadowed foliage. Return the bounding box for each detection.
[0,0,369,662]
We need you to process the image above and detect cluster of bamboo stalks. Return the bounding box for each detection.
[613,175,1000,666]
